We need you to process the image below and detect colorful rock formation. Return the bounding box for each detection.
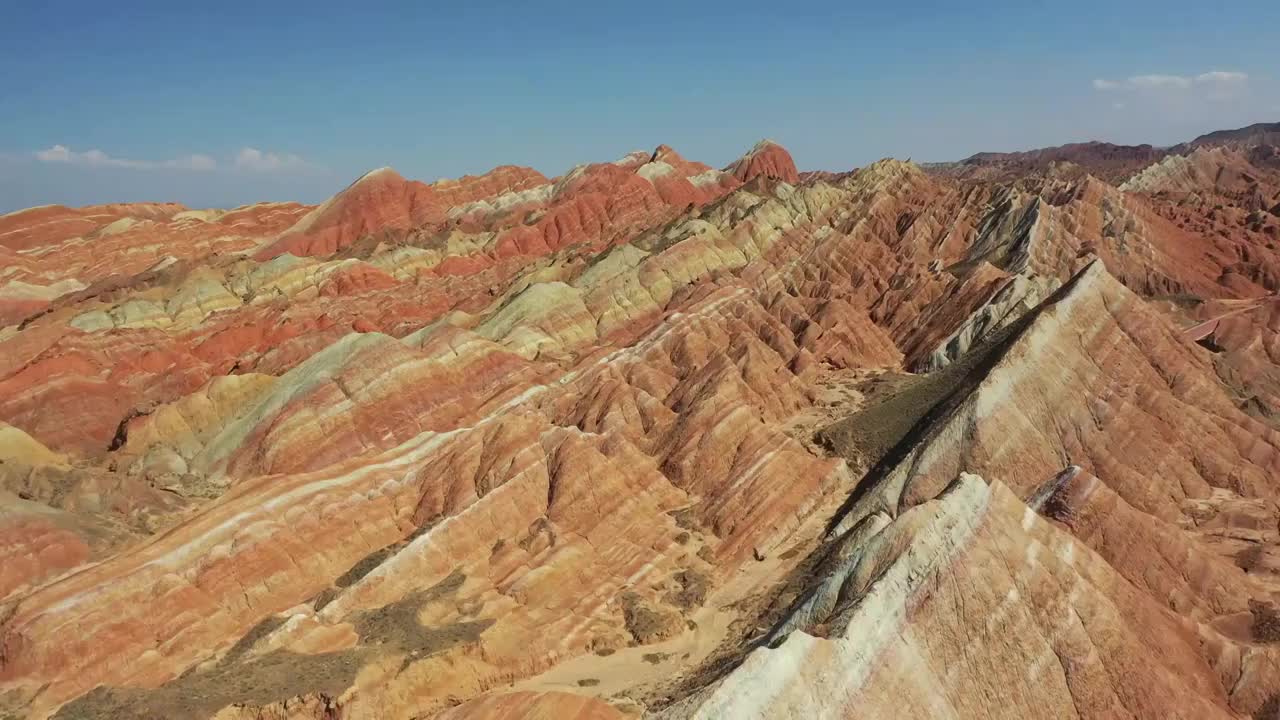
[3,126,1280,719]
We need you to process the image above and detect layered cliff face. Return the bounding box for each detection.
[3,130,1280,719]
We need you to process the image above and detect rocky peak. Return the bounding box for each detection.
[726,139,800,184]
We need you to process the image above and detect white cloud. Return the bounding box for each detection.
[1091,70,1249,96]
[233,147,312,173]
[1196,70,1248,85]
[32,145,320,174]
[1129,74,1193,90]
[34,145,218,171]
[35,145,73,163]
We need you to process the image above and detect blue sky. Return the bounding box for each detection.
[1,0,1276,212]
